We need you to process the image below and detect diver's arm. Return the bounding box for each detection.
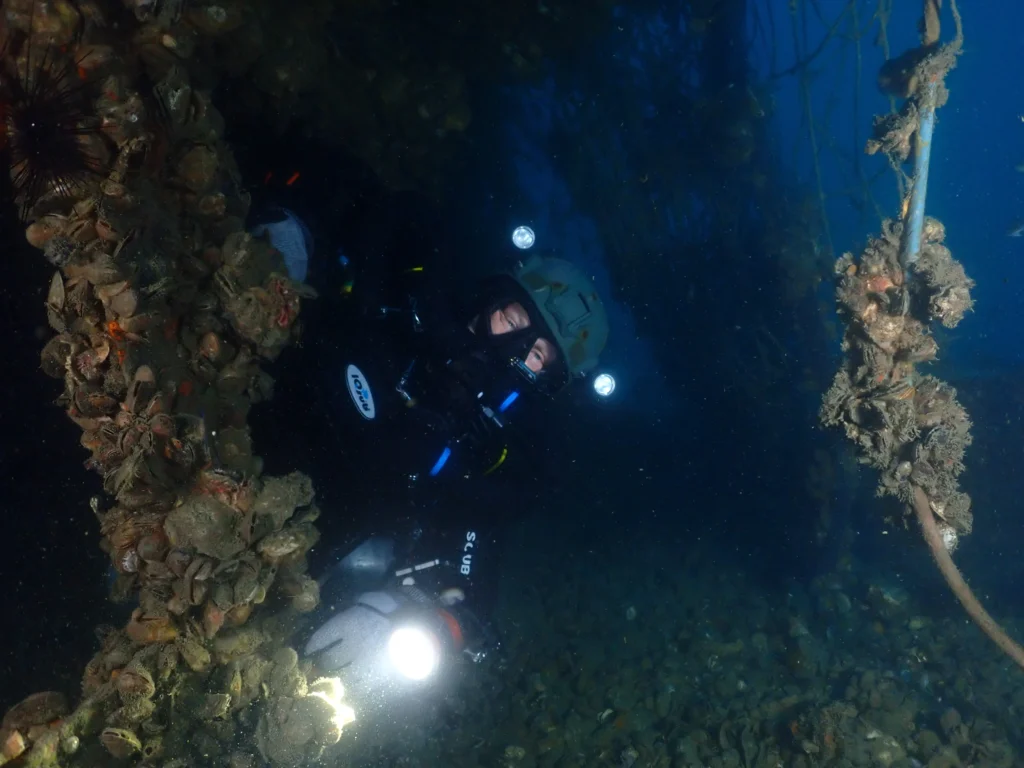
[409,276,484,363]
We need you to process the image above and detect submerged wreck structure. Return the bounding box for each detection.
[0,1,352,765]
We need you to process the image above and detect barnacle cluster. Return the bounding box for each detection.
[0,2,349,766]
[820,216,975,542]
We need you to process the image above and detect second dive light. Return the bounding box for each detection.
[511,225,535,250]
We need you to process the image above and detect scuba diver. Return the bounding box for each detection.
[245,156,609,728]
[250,196,609,485]
[244,141,610,492]
[335,246,609,486]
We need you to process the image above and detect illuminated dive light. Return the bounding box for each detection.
[511,225,535,250]
[387,626,440,681]
[593,373,616,397]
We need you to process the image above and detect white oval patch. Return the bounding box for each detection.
[345,364,376,420]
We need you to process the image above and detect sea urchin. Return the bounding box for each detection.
[0,31,104,219]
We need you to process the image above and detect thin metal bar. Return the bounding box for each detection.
[902,80,938,269]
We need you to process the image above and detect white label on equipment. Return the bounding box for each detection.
[345,364,376,420]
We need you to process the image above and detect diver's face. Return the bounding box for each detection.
[489,301,530,335]
[489,302,558,373]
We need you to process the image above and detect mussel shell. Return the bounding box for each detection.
[40,334,75,378]
[115,666,155,700]
[136,532,169,563]
[100,727,141,759]
[73,387,119,417]
[2,691,69,732]
[25,215,66,249]
[46,271,65,312]
[164,549,192,578]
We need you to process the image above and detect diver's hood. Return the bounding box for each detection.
[468,275,570,394]
[510,255,608,379]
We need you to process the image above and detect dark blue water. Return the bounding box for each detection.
[2,1,1023,763]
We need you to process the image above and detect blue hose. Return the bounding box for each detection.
[902,81,938,269]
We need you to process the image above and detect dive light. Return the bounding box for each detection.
[387,625,441,681]
[511,225,536,250]
[592,372,616,397]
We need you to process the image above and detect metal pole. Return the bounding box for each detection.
[901,80,938,269]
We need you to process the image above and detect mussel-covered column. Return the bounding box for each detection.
[820,217,973,533]
[821,1,1024,672]
[0,2,352,767]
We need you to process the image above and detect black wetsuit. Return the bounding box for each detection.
[260,191,541,628]
[327,207,521,491]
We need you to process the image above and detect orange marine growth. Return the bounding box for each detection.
[107,320,126,341]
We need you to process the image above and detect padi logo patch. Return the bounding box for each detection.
[345,364,376,420]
